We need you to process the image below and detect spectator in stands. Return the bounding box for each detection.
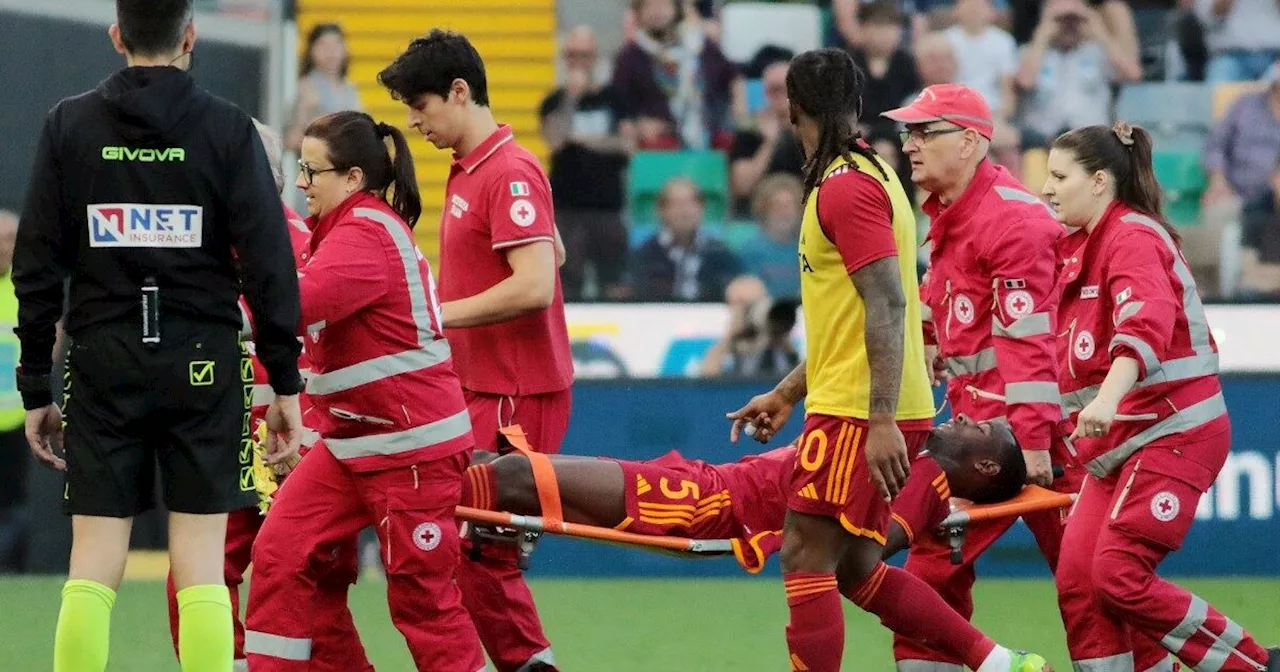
[1008,0,1139,70]
[613,0,745,150]
[1237,155,1280,298]
[632,178,742,300]
[946,0,1019,122]
[850,0,923,139]
[1015,0,1142,148]
[699,275,800,377]
[1203,62,1280,211]
[284,23,362,152]
[737,174,803,298]
[832,0,930,51]
[915,30,960,90]
[540,26,635,301]
[1195,0,1280,83]
[729,59,805,216]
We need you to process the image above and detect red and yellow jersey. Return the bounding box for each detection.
[890,454,952,546]
[798,152,933,421]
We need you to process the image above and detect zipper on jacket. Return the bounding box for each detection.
[1111,459,1141,520]
[1064,317,1079,380]
[943,280,955,341]
[412,465,420,490]
[964,385,1006,403]
[330,407,395,426]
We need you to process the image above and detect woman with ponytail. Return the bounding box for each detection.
[242,109,486,671]
[1045,122,1278,671]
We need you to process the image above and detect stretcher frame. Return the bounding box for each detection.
[453,426,1077,565]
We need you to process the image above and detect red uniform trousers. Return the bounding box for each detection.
[1055,432,1271,672]
[244,443,484,672]
[164,508,368,671]
[893,466,1179,671]
[458,388,571,672]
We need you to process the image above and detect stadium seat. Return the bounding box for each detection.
[1153,149,1205,227]
[721,221,760,252]
[745,78,766,114]
[719,3,822,64]
[1115,82,1214,137]
[627,151,730,225]
[1212,81,1268,120]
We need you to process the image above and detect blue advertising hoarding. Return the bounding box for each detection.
[524,376,1280,578]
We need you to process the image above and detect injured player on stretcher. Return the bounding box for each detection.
[460,416,1027,580]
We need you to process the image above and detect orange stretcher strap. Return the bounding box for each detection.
[498,425,564,529]
[940,485,1076,528]
[455,505,735,556]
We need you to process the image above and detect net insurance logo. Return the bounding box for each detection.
[87,203,203,248]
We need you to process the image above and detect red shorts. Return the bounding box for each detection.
[787,414,931,544]
[464,388,572,455]
[613,452,739,541]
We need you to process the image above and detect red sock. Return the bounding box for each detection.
[847,563,997,669]
[783,572,844,672]
[462,464,497,510]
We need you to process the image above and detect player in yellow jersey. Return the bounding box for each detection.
[726,49,1051,672]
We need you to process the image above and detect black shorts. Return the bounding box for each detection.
[62,320,256,517]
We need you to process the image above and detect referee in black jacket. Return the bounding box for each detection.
[12,2,304,670]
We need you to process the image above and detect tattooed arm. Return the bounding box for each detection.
[851,256,906,423]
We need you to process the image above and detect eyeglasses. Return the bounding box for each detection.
[297,159,342,186]
[899,126,965,145]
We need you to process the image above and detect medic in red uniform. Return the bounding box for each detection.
[1045,123,1277,672]
[243,112,484,672]
[379,31,572,672]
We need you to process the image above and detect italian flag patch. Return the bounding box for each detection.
[509,181,530,197]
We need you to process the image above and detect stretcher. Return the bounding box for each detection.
[452,426,1077,568]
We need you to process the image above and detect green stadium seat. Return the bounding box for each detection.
[722,221,761,253]
[1153,149,1205,227]
[627,151,730,225]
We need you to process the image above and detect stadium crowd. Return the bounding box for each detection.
[526,0,1280,307]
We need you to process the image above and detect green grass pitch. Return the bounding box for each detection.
[0,577,1275,670]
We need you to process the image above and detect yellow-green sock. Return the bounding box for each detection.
[54,579,115,672]
[176,584,234,672]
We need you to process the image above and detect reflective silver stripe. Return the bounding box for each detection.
[515,647,556,672]
[303,207,450,398]
[1072,653,1134,671]
[306,341,452,396]
[1062,353,1218,418]
[896,661,964,672]
[233,660,248,672]
[921,304,933,322]
[1115,300,1145,326]
[239,301,253,338]
[1087,393,1228,477]
[1005,381,1062,405]
[944,347,997,377]
[301,427,320,448]
[327,409,471,460]
[1140,655,1177,672]
[307,319,326,333]
[995,185,1056,216]
[1161,594,1208,655]
[244,631,311,661]
[251,384,274,407]
[1199,615,1251,672]
[1120,214,1213,356]
[993,312,1052,339]
[1134,353,1219,390]
[1111,333,1161,377]
[1061,385,1100,415]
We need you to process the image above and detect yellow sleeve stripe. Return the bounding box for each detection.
[891,512,915,545]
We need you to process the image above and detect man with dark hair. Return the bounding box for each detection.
[14,1,304,670]
[380,29,572,672]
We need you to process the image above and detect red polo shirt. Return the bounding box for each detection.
[438,124,574,396]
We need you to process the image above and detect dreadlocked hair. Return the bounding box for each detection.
[785,48,887,196]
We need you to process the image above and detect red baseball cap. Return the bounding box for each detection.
[882,84,994,139]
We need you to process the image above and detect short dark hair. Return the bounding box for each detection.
[115,0,193,57]
[378,29,490,107]
[304,111,422,228]
[966,433,1026,504]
